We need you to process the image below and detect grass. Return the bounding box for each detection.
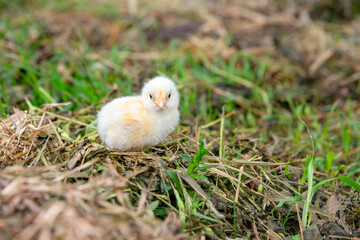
[1,0,360,239]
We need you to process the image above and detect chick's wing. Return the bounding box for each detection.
[119,98,152,133]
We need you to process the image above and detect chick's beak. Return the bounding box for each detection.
[156,91,166,109]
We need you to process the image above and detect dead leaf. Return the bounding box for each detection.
[325,195,342,217]
[303,224,322,240]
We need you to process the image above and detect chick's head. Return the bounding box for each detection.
[141,76,179,112]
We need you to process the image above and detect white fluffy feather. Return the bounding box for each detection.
[97,76,180,151]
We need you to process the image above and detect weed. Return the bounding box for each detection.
[179,141,209,176]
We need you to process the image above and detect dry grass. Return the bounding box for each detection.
[1,106,186,239]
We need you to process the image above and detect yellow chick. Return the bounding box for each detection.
[97,76,180,151]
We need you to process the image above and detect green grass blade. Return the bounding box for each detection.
[272,196,302,211]
[192,212,219,223]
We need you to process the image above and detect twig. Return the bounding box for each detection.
[296,203,304,240]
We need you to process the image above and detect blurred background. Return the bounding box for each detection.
[1,0,360,116]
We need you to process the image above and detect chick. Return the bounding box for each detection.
[97,76,180,151]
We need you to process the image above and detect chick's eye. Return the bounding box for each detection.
[168,93,171,98]
[149,94,153,99]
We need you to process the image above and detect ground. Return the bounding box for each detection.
[1,0,360,239]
